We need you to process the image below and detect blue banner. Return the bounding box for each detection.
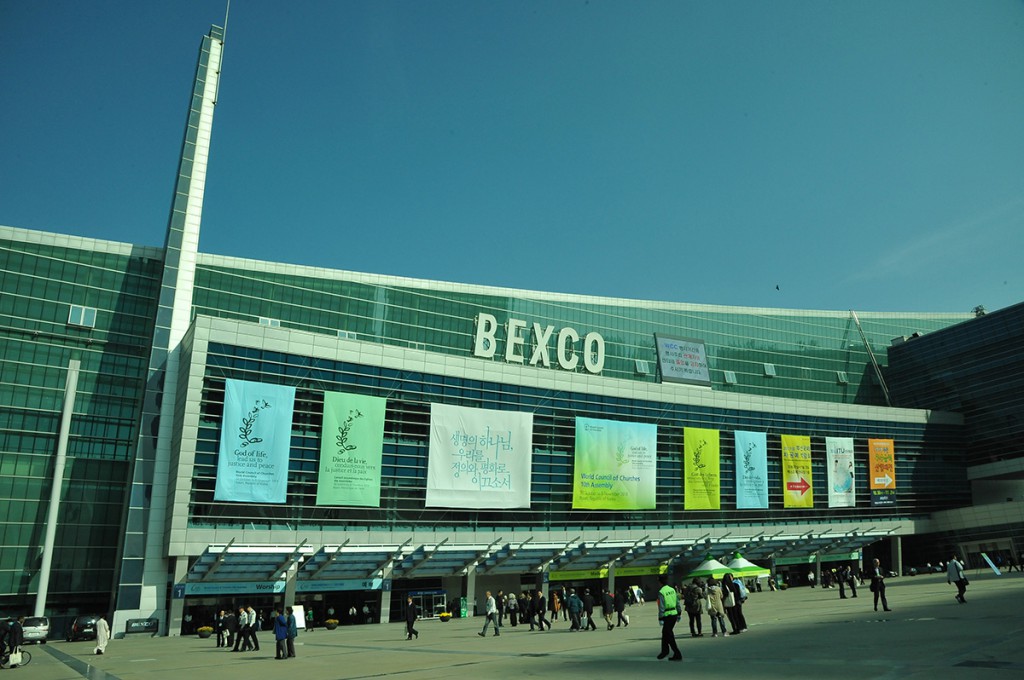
[734,430,768,509]
[214,379,296,503]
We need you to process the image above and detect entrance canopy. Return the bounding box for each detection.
[180,526,891,593]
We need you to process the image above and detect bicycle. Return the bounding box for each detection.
[1,647,32,668]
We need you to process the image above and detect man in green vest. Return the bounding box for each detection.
[656,575,682,661]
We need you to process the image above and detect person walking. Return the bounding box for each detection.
[614,588,629,627]
[566,589,583,631]
[495,590,505,629]
[405,596,420,639]
[683,579,705,637]
[94,615,110,655]
[223,607,236,648]
[506,593,518,627]
[948,555,968,603]
[249,606,261,650]
[478,591,500,637]
[871,558,892,612]
[524,592,536,630]
[583,588,597,631]
[232,606,247,651]
[656,575,682,661]
[601,588,615,630]
[534,590,552,631]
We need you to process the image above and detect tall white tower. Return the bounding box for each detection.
[112,23,225,637]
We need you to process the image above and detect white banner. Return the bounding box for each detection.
[826,437,856,508]
[426,403,533,508]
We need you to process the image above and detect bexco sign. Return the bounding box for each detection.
[473,313,605,374]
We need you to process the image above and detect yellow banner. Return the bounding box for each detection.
[684,427,720,509]
[781,434,813,508]
[549,564,666,581]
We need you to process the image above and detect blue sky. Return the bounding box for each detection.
[2,0,1022,313]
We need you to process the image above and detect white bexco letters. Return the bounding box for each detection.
[473,313,604,374]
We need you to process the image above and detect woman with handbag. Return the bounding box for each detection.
[705,578,728,637]
[947,555,969,603]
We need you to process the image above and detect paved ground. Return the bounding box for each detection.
[18,569,1024,679]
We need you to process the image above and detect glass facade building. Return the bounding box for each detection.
[0,224,984,629]
[1,22,1018,635]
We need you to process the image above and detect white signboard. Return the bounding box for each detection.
[654,334,711,386]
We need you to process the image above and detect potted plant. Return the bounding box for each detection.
[324,619,339,630]
[196,626,214,639]
[437,612,452,622]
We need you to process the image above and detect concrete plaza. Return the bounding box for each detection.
[24,569,1024,680]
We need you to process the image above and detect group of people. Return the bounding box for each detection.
[477,586,637,638]
[673,572,751,645]
[661,572,752,661]
[214,605,264,653]
[212,605,299,659]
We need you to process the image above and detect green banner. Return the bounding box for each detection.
[316,392,386,507]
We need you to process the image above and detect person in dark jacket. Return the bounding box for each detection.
[285,606,298,657]
[583,589,597,630]
[615,589,629,627]
[215,610,227,647]
[601,588,615,630]
[534,590,551,630]
[223,608,237,648]
[405,596,420,640]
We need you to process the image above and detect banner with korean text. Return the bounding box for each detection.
[215,379,295,503]
[316,392,386,507]
[734,430,769,509]
[684,427,720,509]
[826,437,856,508]
[781,434,813,508]
[868,438,896,506]
[573,417,657,509]
[426,403,533,509]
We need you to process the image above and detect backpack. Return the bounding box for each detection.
[737,580,749,602]
[683,587,702,613]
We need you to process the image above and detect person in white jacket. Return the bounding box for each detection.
[947,555,968,603]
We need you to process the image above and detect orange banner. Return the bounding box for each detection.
[868,438,896,506]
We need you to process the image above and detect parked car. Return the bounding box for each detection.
[65,615,102,642]
[22,616,49,644]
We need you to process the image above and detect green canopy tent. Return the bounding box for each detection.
[684,554,735,579]
[726,552,771,578]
